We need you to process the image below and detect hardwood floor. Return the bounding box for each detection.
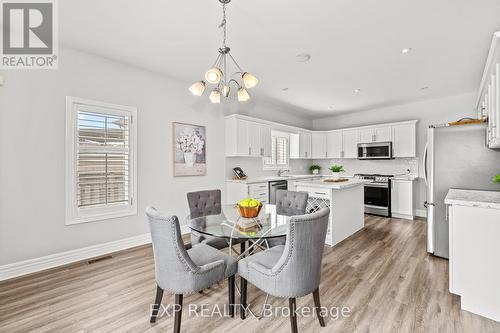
[1,215,500,333]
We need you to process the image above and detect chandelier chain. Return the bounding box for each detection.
[219,3,227,48]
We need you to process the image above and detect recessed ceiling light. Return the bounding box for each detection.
[354,89,361,93]
[401,48,412,54]
[296,53,311,62]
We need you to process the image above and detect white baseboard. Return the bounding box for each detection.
[415,209,427,218]
[0,233,152,282]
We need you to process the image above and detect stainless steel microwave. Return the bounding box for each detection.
[357,142,393,160]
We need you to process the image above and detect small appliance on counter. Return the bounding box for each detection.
[354,173,393,217]
[232,167,247,180]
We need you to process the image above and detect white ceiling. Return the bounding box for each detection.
[60,0,500,116]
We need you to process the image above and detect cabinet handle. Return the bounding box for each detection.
[260,148,264,156]
[341,151,344,158]
[249,147,251,155]
[305,151,308,158]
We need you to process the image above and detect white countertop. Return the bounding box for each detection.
[294,178,369,190]
[444,189,500,210]
[392,174,418,181]
[226,174,322,184]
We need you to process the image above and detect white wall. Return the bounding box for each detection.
[312,92,478,213]
[0,47,311,266]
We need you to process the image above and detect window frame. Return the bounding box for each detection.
[263,131,290,171]
[65,96,138,225]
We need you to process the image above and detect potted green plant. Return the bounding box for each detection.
[493,174,500,183]
[329,164,345,180]
[309,165,321,175]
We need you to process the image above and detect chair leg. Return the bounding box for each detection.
[313,288,326,327]
[228,275,235,317]
[173,294,183,333]
[240,277,247,320]
[150,285,164,323]
[289,298,298,333]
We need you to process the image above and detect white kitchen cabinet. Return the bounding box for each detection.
[374,126,392,142]
[327,130,343,158]
[391,179,414,219]
[392,123,417,157]
[290,131,312,159]
[260,124,272,157]
[476,31,500,149]
[342,129,359,158]
[299,131,312,159]
[226,181,268,204]
[447,189,500,322]
[358,128,373,144]
[359,126,392,143]
[225,116,272,157]
[311,133,327,159]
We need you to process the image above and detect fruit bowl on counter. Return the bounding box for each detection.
[237,198,262,218]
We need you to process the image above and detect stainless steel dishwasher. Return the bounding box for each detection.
[269,180,288,204]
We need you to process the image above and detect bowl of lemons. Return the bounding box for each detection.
[237,197,263,218]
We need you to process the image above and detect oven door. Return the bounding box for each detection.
[364,183,391,216]
[358,142,393,160]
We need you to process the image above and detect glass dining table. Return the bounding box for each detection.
[186,204,289,258]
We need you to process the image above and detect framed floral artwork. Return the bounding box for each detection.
[173,122,206,176]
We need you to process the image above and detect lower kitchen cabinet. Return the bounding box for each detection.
[226,181,269,204]
[391,179,414,219]
[447,192,500,322]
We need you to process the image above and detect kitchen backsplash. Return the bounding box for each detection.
[226,157,419,179]
[312,157,419,177]
[225,157,310,179]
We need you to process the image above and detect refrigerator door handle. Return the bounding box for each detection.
[423,143,429,185]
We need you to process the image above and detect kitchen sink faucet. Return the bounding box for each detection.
[277,169,290,177]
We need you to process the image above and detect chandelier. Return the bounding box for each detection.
[189,0,259,103]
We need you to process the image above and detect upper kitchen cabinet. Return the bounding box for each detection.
[290,131,312,159]
[392,123,417,157]
[359,126,392,143]
[225,115,271,157]
[343,129,360,158]
[311,133,327,159]
[477,31,500,149]
[326,130,343,158]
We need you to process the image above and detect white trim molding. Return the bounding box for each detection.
[0,233,151,282]
[415,209,427,218]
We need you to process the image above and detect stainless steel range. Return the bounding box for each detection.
[354,173,393,217]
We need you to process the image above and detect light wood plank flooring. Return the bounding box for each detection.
[1,215,500,333]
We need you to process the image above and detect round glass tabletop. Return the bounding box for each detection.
[186,204,289,240]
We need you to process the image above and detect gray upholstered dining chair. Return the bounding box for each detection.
[186,189,229,250]
[146,206,237,333]
[238,207,330,333]
[267,190,309,248]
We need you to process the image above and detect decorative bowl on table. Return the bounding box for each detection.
[237,204,262,218]
[237,198,263,218]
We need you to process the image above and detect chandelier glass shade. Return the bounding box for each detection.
[189,0,258,103]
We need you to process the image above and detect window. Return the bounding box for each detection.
[263,131,289,170]
[65,97,137,225]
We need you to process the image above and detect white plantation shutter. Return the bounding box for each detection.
[263,133,289,170]
[276,137,288,166]
[66,97,137,225]
[77,109,130,208]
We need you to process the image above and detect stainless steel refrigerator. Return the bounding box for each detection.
[424,123,500,258]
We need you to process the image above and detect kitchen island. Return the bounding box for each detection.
[291,178,367,246]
